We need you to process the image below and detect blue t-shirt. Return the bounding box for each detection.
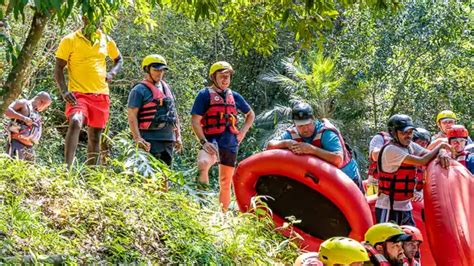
[465,153,474,174]
[191,88,251,152]
[279,121,361,181]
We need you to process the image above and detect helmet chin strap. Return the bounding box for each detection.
[211,76,224,92]
[146,67,159,84]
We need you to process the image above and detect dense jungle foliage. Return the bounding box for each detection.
[0,0,472,263]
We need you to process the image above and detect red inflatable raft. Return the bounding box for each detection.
[424,159,474,266]
[233,149,373,251]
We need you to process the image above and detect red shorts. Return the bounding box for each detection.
[65,92,110,129]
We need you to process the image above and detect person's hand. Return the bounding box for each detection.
[237,131,246,144]
[106,72,115,83]
[134,137,151,152]
[289,142,314,155]
[174,139,183,152]
[202,142,217,155]
[23,117,33,126]
[62,91,77,105]
[439,142,452,151]
[412,190,423,202]
[437,148,452,169]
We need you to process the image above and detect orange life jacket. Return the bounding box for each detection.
[201,88,239,135]
[137,80,176,130]
[9,102,42,147]
[377,143,417,204]
[368,132,391,179]
[363,243,391,266]
[287,119,352,168]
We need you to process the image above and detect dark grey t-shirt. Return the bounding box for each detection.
[127,82,176,141]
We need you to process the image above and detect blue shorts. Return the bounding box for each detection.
[375,207,415,226]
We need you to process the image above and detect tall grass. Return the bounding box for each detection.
[0,140,299,264]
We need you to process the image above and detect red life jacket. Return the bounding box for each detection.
[368,132,391,179]
[406,258,420,266]
[201,88,239,135]
[137,80,176,130]
[455,151,470,167]
[415,166,425,191]
[9,102,42,147]
[287,119,352,168]
[363,243,391,266]
[377,143,417,203]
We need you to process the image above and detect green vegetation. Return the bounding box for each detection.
[0,149,298,263]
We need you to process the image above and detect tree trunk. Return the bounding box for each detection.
[372,89,377,129]
[0,11,49,113]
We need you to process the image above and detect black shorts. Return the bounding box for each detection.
[217,147,238,167]
[148,140,173,166]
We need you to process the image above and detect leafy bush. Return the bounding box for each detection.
[0,151,298,264]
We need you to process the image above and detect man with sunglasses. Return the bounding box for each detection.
[446,125,474,174]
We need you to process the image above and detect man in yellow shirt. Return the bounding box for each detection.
[54,16,123,167]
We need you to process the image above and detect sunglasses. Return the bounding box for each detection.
[440,119,455,125]
[450,138,467,145]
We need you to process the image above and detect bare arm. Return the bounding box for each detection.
[173,111,182,151]
[174,110,182,142]
[127,107,150,151]
[403,143,450,167]
[237,109,255,143]
[300,145,344,168]
[127,107,141,141]
[267,139,298,149]
[54,58,68,95]
[5,100,31,124]
[191,114,206,142]
[240,109,255,134]
[106,55,124,82]
[191,114,215,154]
[267,139,345,168]
[54,58,77,105]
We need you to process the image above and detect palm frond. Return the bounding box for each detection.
[255,104,292,128]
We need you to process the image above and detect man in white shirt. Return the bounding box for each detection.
[375,114,450,225]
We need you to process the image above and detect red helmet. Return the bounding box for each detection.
[401,225,423,242]
[446,125,469,140]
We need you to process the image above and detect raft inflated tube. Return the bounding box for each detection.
[424,159,474,266]
[233,149,373,251]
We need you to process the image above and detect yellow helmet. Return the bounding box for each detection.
[364,223,410,247]
[141,54,168,71]
[209,61,234,77]
[436,110,457,123]
[318,237,369,265]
